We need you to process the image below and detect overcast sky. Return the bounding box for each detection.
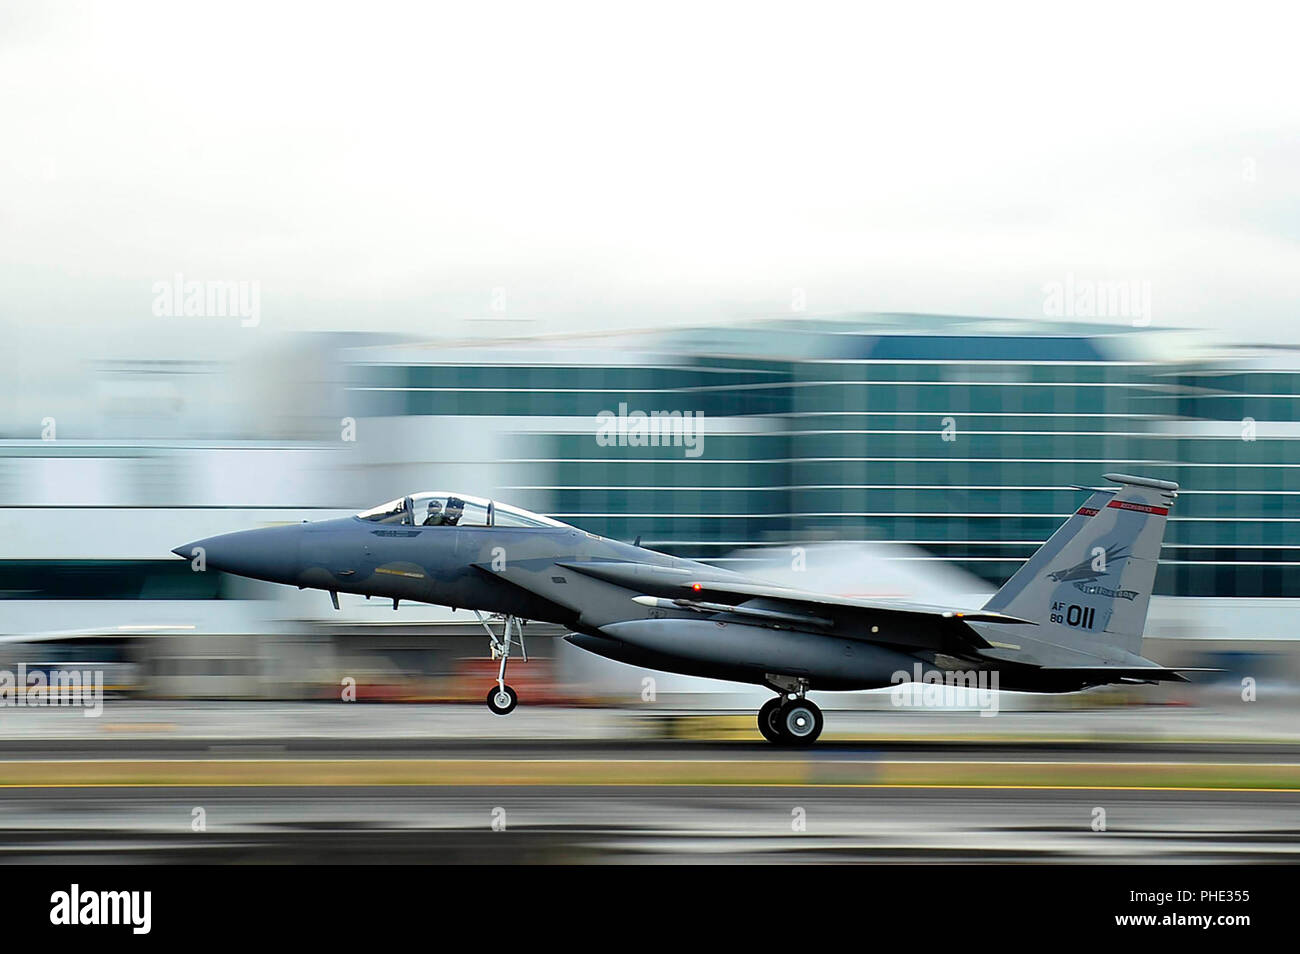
[2,0,1297,344]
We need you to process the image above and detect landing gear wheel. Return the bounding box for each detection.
[757,697,784,742]
[777,698,823,746]
[486,684,518,715]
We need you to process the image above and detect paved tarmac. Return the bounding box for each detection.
[2,702,1297,863]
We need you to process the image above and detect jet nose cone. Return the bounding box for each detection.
[172,525,306,584]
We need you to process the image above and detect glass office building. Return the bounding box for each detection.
[347,313,1299,598]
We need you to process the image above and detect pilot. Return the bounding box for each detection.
[443,497,464,526]
[422,500,445,526]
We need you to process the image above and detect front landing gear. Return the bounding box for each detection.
[475,611,527,716]
[486,684,518,715]
[757,678,824,745]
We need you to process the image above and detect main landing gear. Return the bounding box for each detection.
[475,611,526,715]
[757,682,824,746]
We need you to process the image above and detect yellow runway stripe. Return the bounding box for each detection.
[1,757,1300,791]
[659,715,1291,746]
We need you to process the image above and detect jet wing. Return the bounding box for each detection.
[554,561,1034,624]
[550,560,1033,654]
[678,579,1038,626]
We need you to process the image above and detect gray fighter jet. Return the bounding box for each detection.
[173,474,1206,745]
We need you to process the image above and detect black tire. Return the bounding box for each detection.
[757,697,785,742]
[777,698,823,746]
[486,684,518,715]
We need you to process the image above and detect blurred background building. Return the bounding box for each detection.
[2,312,1297,700]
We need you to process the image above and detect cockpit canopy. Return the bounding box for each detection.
[356,492,568,529]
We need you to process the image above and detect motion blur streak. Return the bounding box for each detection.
[2,316,1299,860]
[4,1,1298,867]
[2,704,1300,862]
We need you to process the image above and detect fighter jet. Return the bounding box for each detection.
[173,474,1207,745]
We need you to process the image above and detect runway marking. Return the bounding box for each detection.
[1,782,1299,793]
[98,723,178,732]
[661,715,1297,746]
[1,757,1299,792]
[7,764,1300,769]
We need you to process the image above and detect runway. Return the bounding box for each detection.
[2,703,1297,863]
[2,783,1296,863]
[4,736,1300,763]
[1,730,1298,862]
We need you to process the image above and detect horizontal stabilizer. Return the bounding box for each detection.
[1038,665,1223,684]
